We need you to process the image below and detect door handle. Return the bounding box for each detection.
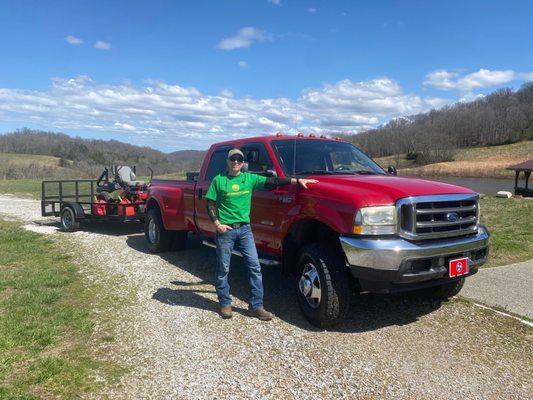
[197,188,203,200]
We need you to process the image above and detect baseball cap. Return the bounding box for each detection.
[227,149,244,159]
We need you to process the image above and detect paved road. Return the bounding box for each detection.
[462,259,533,319]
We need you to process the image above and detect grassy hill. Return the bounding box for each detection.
[0,129,205,180]
[375,141,533,178]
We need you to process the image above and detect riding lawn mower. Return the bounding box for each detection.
[92,165,152,219]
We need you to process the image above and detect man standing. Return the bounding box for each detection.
[205,149,318,320]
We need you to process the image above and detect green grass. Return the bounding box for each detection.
[479,197,533,268]
[0,221,122,399]
[0,179,42,198]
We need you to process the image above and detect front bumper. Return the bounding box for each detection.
[340,226,490,293]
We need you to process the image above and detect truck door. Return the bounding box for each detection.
[241,142,294,256]
[195,145,234,235]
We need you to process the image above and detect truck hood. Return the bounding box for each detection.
[308,174,476,207]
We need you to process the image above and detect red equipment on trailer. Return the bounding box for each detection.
[41,165,152,231]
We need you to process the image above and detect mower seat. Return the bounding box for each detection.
[115,166,145,187]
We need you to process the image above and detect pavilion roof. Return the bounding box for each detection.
[507,159,533,172]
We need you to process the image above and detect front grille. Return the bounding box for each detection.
[397,194,479,240]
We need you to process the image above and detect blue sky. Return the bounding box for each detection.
[0,0,532,151]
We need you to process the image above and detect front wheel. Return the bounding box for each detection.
[296,243,351,328]
[417,278,465,300]
[60,206,80,232]
[145,208,172,253]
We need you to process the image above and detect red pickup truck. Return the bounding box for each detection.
[145,134,489,327]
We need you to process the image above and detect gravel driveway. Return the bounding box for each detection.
[1,195,532,399]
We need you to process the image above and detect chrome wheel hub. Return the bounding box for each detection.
[298,263,321,309]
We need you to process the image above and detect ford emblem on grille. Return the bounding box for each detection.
[446,212,460,222]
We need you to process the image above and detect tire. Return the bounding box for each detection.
[296,243,351,328]
[60,206,80,232]
[418,277,465,300]
[145,208,173,253]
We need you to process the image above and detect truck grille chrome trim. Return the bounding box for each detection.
[397,194,479,240]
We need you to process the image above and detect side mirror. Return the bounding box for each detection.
[387,165,397,176]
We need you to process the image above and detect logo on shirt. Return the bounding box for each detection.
[232,184,240,191]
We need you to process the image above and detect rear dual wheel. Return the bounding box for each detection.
[145,208,187,253]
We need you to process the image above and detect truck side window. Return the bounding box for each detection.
[241,143,273,173]
[205,147,232,180]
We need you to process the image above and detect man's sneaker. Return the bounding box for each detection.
[248,306,273,321]
[219,305,233,319]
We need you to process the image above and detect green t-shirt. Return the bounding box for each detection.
[205,172,267,224]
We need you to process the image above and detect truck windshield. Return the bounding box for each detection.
[272,139,385,176]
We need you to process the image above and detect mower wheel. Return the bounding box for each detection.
[145,208,172,253]
[60,206,80,232]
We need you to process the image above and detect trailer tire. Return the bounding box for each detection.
[145,208,172,253]
[418,277,465,300]
[296,243,351,328]
[60,206,80,232]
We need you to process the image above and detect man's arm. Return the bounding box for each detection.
[207,199,233,233]
[263,176,318,190]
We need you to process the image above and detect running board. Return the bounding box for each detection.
[202,240,280,266]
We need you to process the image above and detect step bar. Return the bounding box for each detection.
[202,240,280,266]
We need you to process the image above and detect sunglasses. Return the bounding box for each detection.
[229,156,244,163]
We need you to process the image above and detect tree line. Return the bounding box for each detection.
[345,82,533,163]
[0,129,205,179]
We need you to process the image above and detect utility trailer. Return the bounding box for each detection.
[41,166,149,231]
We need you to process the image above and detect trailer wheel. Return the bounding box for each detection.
[417,277,465,300]
[296,243,351,328]
[60,206,80,232]
[145,208,172,253]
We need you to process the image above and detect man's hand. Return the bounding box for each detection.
[215,223,233,234]
[298,178,319,189]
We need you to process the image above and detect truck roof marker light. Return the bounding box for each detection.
[309,133,316,138]
[276,131,283,137]
[297,132,304,137]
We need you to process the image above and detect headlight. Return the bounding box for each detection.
[353,206,397,235]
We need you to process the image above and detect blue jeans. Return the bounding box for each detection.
[215,224,264,309]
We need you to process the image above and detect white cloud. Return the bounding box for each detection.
[216,27,272,50]
[65,35,83,45]
[0,76,447,150]
[424,68,529,92]
[219,89,234,98]
[268,0,281,5]
[238,61,248,68]
[94,40,111,50]
[520,72,533,81]
[308,8,317,13]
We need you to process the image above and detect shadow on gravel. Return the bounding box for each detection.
[126,233,443,333]
[77,221,144,236]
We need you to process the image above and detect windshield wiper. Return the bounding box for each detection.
[294,170,334,175]
[352,170,379,175]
